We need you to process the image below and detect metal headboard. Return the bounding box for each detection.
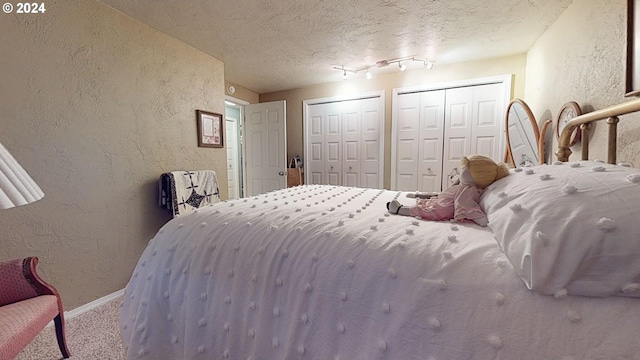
[556,98,640,163]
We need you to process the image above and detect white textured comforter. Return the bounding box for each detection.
[120,185,640,359]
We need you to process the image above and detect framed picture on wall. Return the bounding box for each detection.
[626,0,640,96]
[196,110,224,148]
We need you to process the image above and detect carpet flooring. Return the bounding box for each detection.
[16,296,125,360]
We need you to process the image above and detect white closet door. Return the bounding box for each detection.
[324,103,342,185]
[305,95,384,188]
[394,93,421,191]
[392,78,508,192]
[471,83,504,160]
[393,91,445,192]
[360,97,383,188]
[442,87,474,190]
[418,91,446,192]
[342,100,361,187]
[307,104,326,185]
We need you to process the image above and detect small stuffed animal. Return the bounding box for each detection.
[387,155,510,226]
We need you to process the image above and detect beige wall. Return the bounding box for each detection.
[525,0,640,165]
[0,0,227,309]
[261,54,527,188]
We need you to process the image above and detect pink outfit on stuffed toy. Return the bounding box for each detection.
[409,183,486,225]
[387,155,510,227]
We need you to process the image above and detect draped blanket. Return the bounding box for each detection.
[159,170,220,217]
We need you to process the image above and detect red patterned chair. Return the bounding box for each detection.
[0,257,70,359]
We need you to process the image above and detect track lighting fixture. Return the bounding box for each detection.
[333,56,434,79]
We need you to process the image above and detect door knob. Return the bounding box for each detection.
[279,171,285,176]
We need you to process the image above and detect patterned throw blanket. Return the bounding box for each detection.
[159,170,220,217]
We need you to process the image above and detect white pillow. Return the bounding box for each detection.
[480,161,640,297]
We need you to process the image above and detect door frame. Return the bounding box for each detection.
[390,74,513,190]
[302,90,385,187]
[225,95,249,197]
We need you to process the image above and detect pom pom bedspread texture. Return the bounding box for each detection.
[121,182,640,360]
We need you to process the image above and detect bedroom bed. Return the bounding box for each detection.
[120,98,640,360]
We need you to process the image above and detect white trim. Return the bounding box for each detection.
[391,75,513,190]
[46,288,125,327]
[393,74,512,96]
[303,90,385,106]
[225,95,250,106]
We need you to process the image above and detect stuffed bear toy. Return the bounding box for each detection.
[387,155,510,226]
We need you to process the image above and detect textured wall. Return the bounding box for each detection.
[0,0,227,309]
[260,54,527,188]
[525,0,640,165]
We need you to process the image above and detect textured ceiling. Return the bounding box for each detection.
[97,0,574,94]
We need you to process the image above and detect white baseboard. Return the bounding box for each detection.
[46,288,125,327]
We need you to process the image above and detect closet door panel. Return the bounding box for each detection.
[343,139,359,187]
[418,90,445,192]
[307,105,325,184]
[394,93,421,190]
[442,87,474,190]
[360,97,382,188]
[472,83,503,160]
[342,100,361,187]
[305,94,384,188]
[325,106,343,183]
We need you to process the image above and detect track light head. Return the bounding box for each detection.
[365,69,372,79]
[399,62,407,71]
[343,69,348,80]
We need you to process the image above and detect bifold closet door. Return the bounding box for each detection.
[307,102,342,185]
[356,97,382,188]
[306,97,383,188]
[393,82,504,192]
[394,91,445,192]
[342,100,361,187]
[441,83,503,190]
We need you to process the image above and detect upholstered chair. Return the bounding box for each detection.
[0,257,70,359]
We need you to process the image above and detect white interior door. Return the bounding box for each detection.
[225,109,240,199]
[244,100,286,196]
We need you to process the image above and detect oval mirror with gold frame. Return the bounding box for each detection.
[504,99,550,167]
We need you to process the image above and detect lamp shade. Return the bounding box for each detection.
[0,141,44,210]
